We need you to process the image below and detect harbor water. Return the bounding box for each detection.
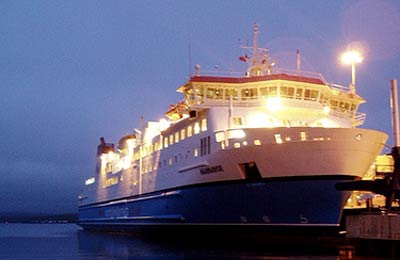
[0,223,391,259]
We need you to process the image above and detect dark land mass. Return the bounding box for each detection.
[0,212,78,223]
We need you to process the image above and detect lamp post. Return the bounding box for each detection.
[340,50,363,94]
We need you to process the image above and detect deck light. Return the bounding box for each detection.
[340,50,363,94]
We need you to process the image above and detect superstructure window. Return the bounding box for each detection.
[194,122,200,134]
[339,102,349,113]
[206,87,216,99]
[187,125,193,137]
[304,89,319,101]
[330,100,338,110]
[280,86,295,98]
[194,86,204,104]
[233,116,243,125]
[295,88,303,99]
[215,88,223,99]
[180,129,186,140]
[175,132,180,143]
[260,86,277,97]
[241,88,258,100]
[224,88,238,100]
[201,118,207,131]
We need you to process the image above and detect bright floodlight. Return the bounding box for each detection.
[341,50,363,64]
[340,50,363,93]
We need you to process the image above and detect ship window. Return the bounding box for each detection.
[194,86,204,104]
[187,125,193,137]
[254,139,261,145]
[319,93,328,104]
[241,88,258,100]
[215,132,225,142]
[225,88,238,100]
[180,129,186,140]
[330,100,338,110]
[234,142,240,148]
[159,137,163,150]
[175,132,179,143]
[201,118,207,131]
[194,148,199,157]
[104,176,118,187]
[194,122,200,134]
[168,158,173,165]
[339,102,349,112]
[169,135,174,145]
[300,131,307,141]
[233,116,243,125]
[350,104,356,112]
[260,86,277,97]
[274,134,283,144]
[206,87,216,99]
[295,88,303,99]
[304,89,319,101]
[174,156,178,163]
[164,137,168,148]
[215,88,223,99]
[280,86,295,98]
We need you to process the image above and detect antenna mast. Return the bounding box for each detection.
[253,23,259,67]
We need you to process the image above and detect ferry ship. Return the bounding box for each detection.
[78,25,388,233]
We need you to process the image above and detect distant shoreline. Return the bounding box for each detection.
[0,213,78,224]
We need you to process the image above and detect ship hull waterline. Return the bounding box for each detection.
[78,175,355,234]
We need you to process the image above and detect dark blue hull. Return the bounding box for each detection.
[78,176,354,232]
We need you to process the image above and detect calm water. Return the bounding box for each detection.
[0,223,390,259]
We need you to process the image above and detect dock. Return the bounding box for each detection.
[342,212,400,258]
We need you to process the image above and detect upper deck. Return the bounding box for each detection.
[176,72,366,127]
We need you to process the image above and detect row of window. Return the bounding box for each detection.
[186,84,357,114]
[137,118,208,158]
[218,131,330,150]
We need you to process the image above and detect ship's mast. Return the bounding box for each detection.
[241,24,275,77]
[253,24,258,67]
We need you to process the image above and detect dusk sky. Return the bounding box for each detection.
[1,0,400,215]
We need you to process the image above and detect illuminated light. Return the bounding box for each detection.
[300,131,307,141]
[254,139,261,145]
[159,118,170,131]
[323,105,331,114]
[247,112,269,128]
[317,118,339,128]
[145,121,160,144]
[107,151,115,160]
[234,142,241,148]
[194,122,200,134]
[340,49,363,93]
[340,50,363,64]
[266,97,282,112]
[228,129,246,139]
[274,134,283,144]
[120,156,131,170]
[215,132,225,142]
[126,139,135,150]
[85,177,95,186]
[242,141,248,146]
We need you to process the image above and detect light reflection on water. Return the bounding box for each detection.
[0,223,388,259]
